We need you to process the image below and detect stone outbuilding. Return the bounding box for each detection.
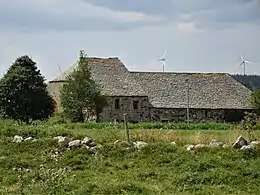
[48,57,253,122]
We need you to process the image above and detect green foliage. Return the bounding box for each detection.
[240,112,259,140]
[232,74,260,90]
[0,56,54,124]
[250,89,260,115]
[1,129,260,194]
[80,121,234,130]
[60,50,107,122]
[0,121,260,194]
[241,112,258,129]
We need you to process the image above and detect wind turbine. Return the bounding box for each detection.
[57,64,62,74]
[157,49,167,72]
[239,54,255,75]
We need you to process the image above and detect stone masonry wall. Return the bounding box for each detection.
[100,96,151,122]
[47,82,65,113]
[47,82,245,123]
[150,108,225,122]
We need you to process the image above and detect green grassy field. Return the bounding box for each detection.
[1,121,260,194]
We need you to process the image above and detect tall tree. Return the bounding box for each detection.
[60,50,107,122]
[250,89,260,115]
[0,55,55,124]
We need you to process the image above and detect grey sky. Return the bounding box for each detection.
[0,0,260,81]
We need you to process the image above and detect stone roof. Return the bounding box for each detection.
[50,57,253,110]
[51,57,146,96]
[130,72,252,109]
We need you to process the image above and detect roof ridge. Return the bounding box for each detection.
[130,71,229,75]
[51,57,126,82]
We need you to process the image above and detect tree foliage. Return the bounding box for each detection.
[60,50,107,122]
[232,74,260,90]
[0,55,55,124]
[250,89,260,115]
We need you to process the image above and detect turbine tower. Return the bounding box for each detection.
[157,49,167,72]
[239,54,255,75]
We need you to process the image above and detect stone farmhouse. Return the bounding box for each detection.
[48,57,253,122]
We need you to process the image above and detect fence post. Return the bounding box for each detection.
[123,113,131,144]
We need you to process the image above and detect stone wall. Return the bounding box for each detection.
[47,82,151,122]
[47,81,247,122]
[47,82,65,113]
[150,108,226,122]
[100,96,151,122]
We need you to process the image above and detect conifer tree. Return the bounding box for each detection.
[0,55,55,124]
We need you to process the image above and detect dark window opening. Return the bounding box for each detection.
[115,99,120,109]
[205,111,208,117]
[133,101,139,109]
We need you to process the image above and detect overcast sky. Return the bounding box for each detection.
[0,0,260,81]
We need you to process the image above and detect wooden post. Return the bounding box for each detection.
[186,78,190,123]
[123,113,131,144]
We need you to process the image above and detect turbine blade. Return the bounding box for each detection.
[244,60,252,64]
[244,60,258,64]
[161,49,168,58]
[57,64,62,74]
[239,53,244,61]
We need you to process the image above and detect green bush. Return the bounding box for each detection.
[81,121,234,130]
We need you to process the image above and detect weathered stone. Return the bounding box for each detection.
[240,145,254,150]
[54,136,71,147]
[82,137,97,147]
[90,144,103,153]
[82,137,92,145]
[194,144,207,149]
[250,141,260,147]
[233,135,248,149]
[170,141,177,145]
[24,137,33,142]
[186,145,195,151]
[133,141,148,149]
[150,108,226,122]
[209,139,223,148]
[81,145,90,149]
[222,144,229,148]
[68,140,82,148]
[100,96,151,122]
[53,136,63,142]
[88,142,97,147]
[114,140,132,147]
[13,135,23,143]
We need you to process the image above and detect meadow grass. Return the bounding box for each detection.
[1,120,260,194]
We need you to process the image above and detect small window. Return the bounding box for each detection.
[115,99,120,109]
[205,110,208,117]
[133,100,139,109]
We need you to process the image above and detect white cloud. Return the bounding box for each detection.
[0,1,260,82]
[176,22,198,33]
[0,0,164,32]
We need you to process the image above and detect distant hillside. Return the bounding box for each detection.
[232,74,260,91]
